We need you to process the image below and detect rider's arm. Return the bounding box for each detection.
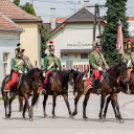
[11,59,19,72]
[58,58,61,70]
[43,57,48,70]
[89,53,100,70]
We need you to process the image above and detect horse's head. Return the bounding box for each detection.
[26,68,43,88]
[68,69,75,87]
[115,62,129,88]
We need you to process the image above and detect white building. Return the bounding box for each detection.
[46,1,105,71]
[0,12,22,85]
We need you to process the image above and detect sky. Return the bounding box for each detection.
[11,0,134,23]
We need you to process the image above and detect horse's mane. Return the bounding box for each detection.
[56,70,71,81]
[73,70,86,81]
[107,63,119,73]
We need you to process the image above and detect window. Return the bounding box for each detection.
[3,53,10,76]
[62,54,69,59]
[81,53,88,59]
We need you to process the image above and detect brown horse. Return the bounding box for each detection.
[1,75,24,118]
[1,68,44,120]
[43,69,74,118]
[102,70,134,122]
[71,63,129,122]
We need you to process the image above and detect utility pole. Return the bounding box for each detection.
[87,4,105,52]
[67,1,81,13]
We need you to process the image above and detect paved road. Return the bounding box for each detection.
[0,92,134,134]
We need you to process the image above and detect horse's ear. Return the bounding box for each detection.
[71,69,74,73]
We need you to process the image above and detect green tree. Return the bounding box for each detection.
[13,0,36,16]
[102,0,129,64]
[13,0,20,6]
[20,2,36,16]
[41,24,49,58]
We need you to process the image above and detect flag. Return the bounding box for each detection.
[116,20,124,55]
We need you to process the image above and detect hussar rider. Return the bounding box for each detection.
[4,43,28,95]
[123,39,134,92]
[42,41,61,93]
[89,37,109,94]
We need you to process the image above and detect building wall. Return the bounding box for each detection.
[0,30,21,85]
[17,23,41,66]
[48,23,104,71]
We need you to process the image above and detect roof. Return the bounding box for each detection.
[128,17,134,21]
[61,49,92,54]
[65,7,102,22]
[49,7,104,37]
[0,0,42,21]
[45,23,62,34]
[50,18,67,23]
[0,12,22,31]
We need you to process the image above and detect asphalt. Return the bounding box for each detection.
[0,92,134,134]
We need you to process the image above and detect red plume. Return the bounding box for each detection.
[49,41,54,44]
[126,39,131,43]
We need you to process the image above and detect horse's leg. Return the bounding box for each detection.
[31,92,39,118]
[111,99,118,119]
[99,92,106,122]
[22,100,27,119]
[3,92,8,118]
[71,92,82,117]
[43,94,48,118]
[52,93,57,118]
[19,96,23,112]
[83,92,90,121]
[62,93,71,116]
[103,95,111,119]
[7,95,16,118]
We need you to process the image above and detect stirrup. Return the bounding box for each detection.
[97,89,102,95]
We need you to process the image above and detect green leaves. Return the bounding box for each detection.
[102,0,129,64]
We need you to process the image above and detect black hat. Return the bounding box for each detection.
[93,40,101,48]
[15,43,25,54]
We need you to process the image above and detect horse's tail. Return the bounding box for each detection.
[1,87,4,99]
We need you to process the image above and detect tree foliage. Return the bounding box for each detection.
[13,0,36,16]
[102,0,129,64]
[41,24,49,58]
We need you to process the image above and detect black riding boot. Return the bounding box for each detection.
[95,80,102,95]
[42,84,47,94]
[9,86,15,97]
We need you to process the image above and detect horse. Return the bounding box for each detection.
[1,68,44,120]
[71,62,129,123]
[43,69,74,118]
[102,70,134,122]
[1,75,24,118]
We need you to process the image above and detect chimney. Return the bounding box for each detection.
[84,1,90,11]
[51,8,56,30]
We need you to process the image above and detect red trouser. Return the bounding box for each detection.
[6,71,20,90]
[117,69,131,85]
[44,70,51,84]
[92,69,100,80]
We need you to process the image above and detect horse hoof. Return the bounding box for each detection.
[99,118,104,123]
[29,118,34,121]
[19,110,23,112]
[22,117,26,120]
[119,119,124,124]
[103,115,106,119]
[44,115,48,118]
[52,115,56,119]
[69,114,73,118]
[84,117,89,121]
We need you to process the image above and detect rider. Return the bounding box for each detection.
[42,41,61,93]
[89,37,109,94]
[123,39,134,91]
[4,43,28,95]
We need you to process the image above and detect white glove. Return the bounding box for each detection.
[19,70,23,74]
[106,66,109,70]
[98,67,103,71]
[43,73,46,77]
[87,72,90,79]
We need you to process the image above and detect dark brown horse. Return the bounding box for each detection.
[43,69,74,118]
[71,63,129,122]
[1,75,24,118]
[1,68,43,120]
[102,70,134,122]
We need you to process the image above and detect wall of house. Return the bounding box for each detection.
[0,30,21,85]
[47,23,104,71]
[17,23,41,67]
